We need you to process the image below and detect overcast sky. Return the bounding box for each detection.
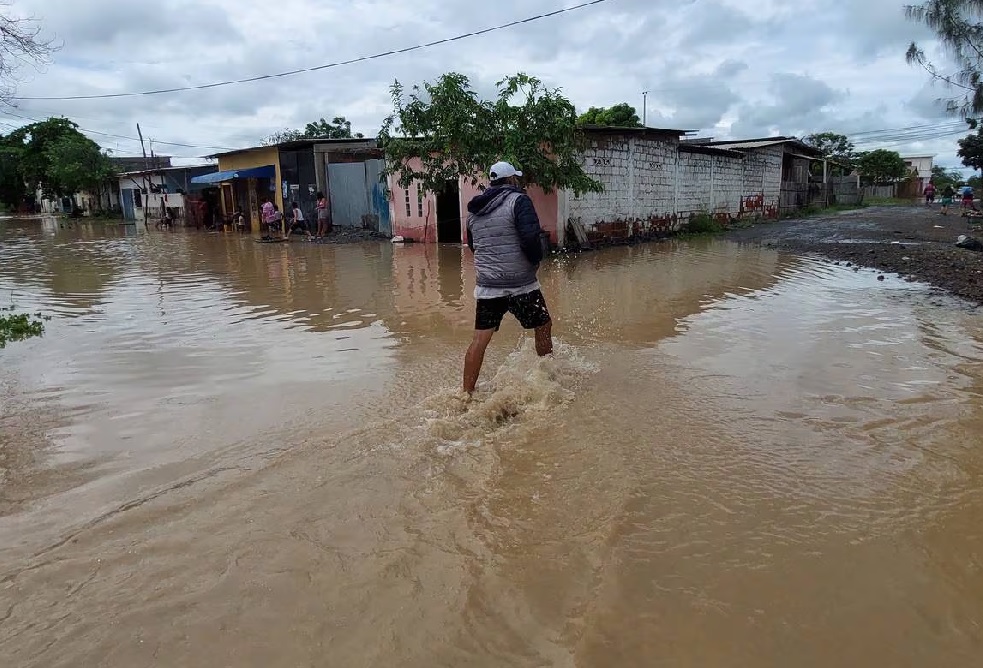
[1,0,971,171]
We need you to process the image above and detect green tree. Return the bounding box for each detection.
[380,72,602,195]
[0,118,116,207]
[262,116,364,145]
[931,164,964,188]
[803,132,857,167]
[303,116,364,139]
[576,103,642,127]
[0,138,27,208]
[958,124,983,171]
[856,149,909,184]
[44,133,115,197]
[905,1,983,114]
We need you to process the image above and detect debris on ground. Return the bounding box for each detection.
[956,235,983,251]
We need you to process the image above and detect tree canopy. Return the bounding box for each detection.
[0,117,114,207]
[576,103,642,128]
[958,122,983,170]
[379,72,602,195]
[931,164,965,188]
[262,116,364,145]
[856,149,909,184]
[905,1,983,114]
[803,132,857,167]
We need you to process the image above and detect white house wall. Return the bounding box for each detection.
[568,137,787,234]
[568,135,677,226]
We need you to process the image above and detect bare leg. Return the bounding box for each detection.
[463,329,495,394]
[534,320,553,357]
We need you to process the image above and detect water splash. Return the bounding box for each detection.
[420,340,597,447]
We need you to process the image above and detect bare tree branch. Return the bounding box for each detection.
[0,1,59,104]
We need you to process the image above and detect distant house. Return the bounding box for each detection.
[194,139,386,231]
[116,165,217,222]
[36,155,173,216]
[901,154,934,190]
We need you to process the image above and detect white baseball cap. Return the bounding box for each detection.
[489,161,523,180]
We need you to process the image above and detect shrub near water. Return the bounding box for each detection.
[0,307,47,348]
[684,213,723,234]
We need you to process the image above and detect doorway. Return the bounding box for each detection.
[436,180,461,243]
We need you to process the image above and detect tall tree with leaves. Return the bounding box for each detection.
[380,72,602,195]
[905,1,983,114]
[262,116,364,145]
[803,132,857,167]
[576,103,642,127]
[958,123,983,175]
[0,118,115,206]
[856,149,909,184]
[931,164,965,188]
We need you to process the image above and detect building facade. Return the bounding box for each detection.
[196,139,387,232]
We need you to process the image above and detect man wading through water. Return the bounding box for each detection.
[463,161,553,394]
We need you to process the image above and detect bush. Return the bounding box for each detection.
[0,307,47,348]
[684,213,723,234]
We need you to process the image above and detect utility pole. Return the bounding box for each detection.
[642,91,648,127]
[137,123,150,227]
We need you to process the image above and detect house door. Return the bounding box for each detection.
[327,162,370,227]
[436,180,462,243]
[121,189,135,220]
[364,159,391,236]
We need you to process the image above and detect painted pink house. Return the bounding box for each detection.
[387,158,561,246]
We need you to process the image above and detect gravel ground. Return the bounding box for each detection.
[727,205,983,306]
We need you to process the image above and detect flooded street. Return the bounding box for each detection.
[2,217,983,667]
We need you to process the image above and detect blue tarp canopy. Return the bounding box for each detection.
[190,165,276,184]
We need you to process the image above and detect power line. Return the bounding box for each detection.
[846,121,966,138]
[10,0,613,102]
[0,110,235,151]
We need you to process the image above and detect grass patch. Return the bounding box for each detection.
[682,213,724,235]
[864,197,914,207]
[0,306,48,348]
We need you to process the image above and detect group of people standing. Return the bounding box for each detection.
[924,181,975,215]
[259,192,333,240]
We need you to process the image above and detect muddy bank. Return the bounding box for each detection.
[727,205,983,306]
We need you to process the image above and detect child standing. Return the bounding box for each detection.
[941,185,955,215]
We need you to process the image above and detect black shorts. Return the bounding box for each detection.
[475,289,551,331]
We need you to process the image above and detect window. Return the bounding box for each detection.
[404,187,411,217]
[417,187,425,217]
[133,188,142,208]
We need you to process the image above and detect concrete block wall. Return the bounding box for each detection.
[712,154,745,215]
[741,146,783,210]
[563,137,789,244]
[630,137,676,216]
[676,152,713,215]
[568,137,635,224]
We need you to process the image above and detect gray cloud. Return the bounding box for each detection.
[0,0,964,166]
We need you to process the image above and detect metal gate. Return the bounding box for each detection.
[327,159,391,235]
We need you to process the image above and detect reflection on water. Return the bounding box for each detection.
[1,218,983,667]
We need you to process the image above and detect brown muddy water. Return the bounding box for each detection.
[1,216,983,667]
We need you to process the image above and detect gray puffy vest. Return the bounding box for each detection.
[467,190,538,289]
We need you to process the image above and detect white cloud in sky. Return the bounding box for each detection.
[1,0,972,170]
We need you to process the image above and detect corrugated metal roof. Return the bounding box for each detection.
[709,139,791,150]
[579,125,693,136]
[706,136,822,158]
[678,144,746,158]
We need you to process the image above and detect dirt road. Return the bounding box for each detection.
[728,205,983,306]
